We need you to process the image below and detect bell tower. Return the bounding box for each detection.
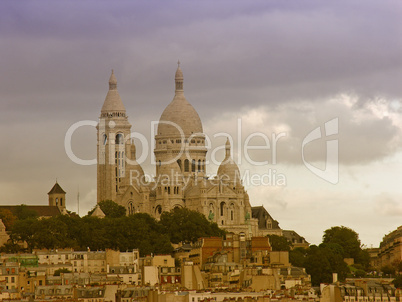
[48,181,66,210]
[97,70,133,203]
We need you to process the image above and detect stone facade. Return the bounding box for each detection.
[96,65,280,237]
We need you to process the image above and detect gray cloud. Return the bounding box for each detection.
[1,0,402,245]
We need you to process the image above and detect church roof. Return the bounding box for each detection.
[48,182,66,194]
[157,64,203,137]
[101,70,126,114]
[251,206,280,230]
[0,205,62,218]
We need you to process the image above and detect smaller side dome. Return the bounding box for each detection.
[217,139,241,185]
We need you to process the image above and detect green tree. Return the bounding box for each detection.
[289,247,307,267]
[14,205,38,220]
[160,208,225,244]
[354,269,366,278]
[323,226,361,260]
[304,245,333,285]
[268,235,292,251]
[9,218,37,251]
[381,265,395,277]
[393,275,402,289]
[304,244,349,286]
[54,268,72,276]
[0,209,16,229]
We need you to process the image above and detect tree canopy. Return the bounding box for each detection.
[289,225,370,286]
[5,207,224,256]
[87,200,126,218]
[267,235,292,251]
[0,209,16,230]
[323,226,361,260]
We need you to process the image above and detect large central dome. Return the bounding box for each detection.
[157,64,203,137]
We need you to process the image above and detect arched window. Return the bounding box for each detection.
[128,202,134,215]
[115,133,124,145]
[192,159,196,172]
[202,160,205,172]
[184,159,189,172]
[220,202,225,216]
[198,159,201,172]
[60,198,63,206]
[177,159,182,171]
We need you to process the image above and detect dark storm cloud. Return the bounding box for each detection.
[1,0,401,116]
[1,0,402,235]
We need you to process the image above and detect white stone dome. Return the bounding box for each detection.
[158,94,203,137]
[157,64,203,137]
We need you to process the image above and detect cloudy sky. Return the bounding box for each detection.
[1,0,402,246]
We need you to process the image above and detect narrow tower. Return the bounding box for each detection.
[48,181,66,210]
[97,70,133,203]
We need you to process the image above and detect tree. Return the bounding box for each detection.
[304,244,349,286]
[304,245,333,286]
[393,275,402,289]
[54,268,72,276]
[9,218,37,251]
[267,235,292,251]
[0,209,16,229]
[323,226,362,261]
[381,265,395,277]
[14,205,38,220]
[160,208,225,244]
[290,247,308,267]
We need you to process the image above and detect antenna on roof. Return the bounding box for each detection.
[77,185,80,217]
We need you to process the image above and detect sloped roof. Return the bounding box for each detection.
[0,205,62,217]
[48,182,66,194]
[251,206,280,230]
[91,205,106,218]
[282,230,309,245]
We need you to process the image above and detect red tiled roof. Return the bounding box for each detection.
[0,205,62,217]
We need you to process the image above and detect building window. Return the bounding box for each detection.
[191,159,196,172]
[184,159,189,172]
[116,133,124,145]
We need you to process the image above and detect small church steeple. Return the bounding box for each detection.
[48,181,66,209]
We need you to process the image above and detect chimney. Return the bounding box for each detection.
[333,273,338,283]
